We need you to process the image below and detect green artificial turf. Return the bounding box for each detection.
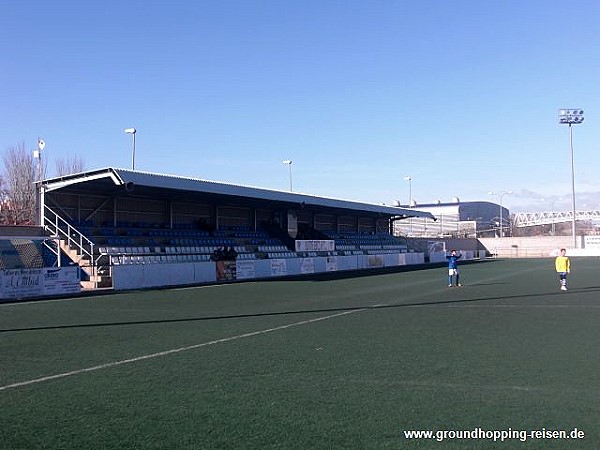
[1,258,599,449]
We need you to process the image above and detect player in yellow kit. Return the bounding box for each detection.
[555,248,570,291]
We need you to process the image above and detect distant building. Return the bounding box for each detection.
[394,199,509,238]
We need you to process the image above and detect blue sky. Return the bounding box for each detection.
[2,0,599,213]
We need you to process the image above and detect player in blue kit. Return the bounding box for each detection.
[447,250,462,287]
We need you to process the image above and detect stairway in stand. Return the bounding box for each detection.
[59,240,112,289]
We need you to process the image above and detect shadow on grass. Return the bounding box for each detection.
[3,283,599,334]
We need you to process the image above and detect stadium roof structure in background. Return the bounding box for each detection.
[40,167,435,220]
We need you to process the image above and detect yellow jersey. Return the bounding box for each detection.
[555,256,570,273]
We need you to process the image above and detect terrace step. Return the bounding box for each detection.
[59,239,113,290]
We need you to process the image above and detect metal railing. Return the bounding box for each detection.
[42,237,61,267]
[43,205,95,265]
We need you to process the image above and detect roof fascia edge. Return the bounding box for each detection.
[43,168,124,192]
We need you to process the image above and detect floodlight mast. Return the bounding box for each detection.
[124,128,137,170]
[283,160,293,192]
[558,109,584,248]
[403,176,412,206]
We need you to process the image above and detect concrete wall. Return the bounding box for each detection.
[408,235,600,258]
[429,250,477,263]
[112,261,217,290]
[0,226,47,237]
[407,237,481,253]
[478,236,573,258]
[111,252,428,290]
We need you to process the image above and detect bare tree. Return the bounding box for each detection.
[55,155,85,176]
[0,176,9,221]
[1,142,36,225]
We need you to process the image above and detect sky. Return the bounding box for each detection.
[2,0,600,213]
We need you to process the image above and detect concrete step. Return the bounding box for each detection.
[81,277,112,289]
[59,239,113,290]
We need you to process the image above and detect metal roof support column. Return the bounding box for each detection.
[113,197,118,227]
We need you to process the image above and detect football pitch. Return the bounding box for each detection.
[1,258,600,449]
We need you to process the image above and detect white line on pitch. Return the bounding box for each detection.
[0,296,82,307]
[439,304,600,308]
[0,308,364,393]
[172,283,238,291]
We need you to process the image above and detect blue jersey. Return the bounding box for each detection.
[447,253,461,269]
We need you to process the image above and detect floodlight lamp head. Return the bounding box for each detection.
[283,160,292,165]
[124,128,137,134]
[558,108,584,125]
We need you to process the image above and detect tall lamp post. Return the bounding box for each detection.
[283,160,293,192]
[559,108,584,248]
[404,176,412,206]
[488,190,513,237]
[124,128,137,170]
[33,138,46,226]
[33,138,46,182]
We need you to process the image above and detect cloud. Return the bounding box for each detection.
[509,189,600,213]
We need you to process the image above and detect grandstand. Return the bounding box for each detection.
[0,234,83,301]
[0,237,58,269]
[32,168,435,290]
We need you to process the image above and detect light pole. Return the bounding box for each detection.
[33,138,46,226]
[404,176,412,206]
[33,138,46,182]
[559,108,584,248]
[124,128,137,170]
[488,191,513,237]
[283,160,293,192]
